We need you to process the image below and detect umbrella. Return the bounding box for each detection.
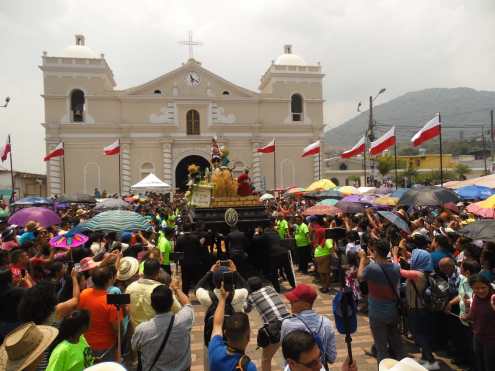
[390,188,409,199]
[58,194,96,203]
[377,211,410,233]
[302,205,342,216]
[285,187,305,196]
[342,195,376,204]
[357,187,377,195]
[459,220,495,242]
[49,233,89,250]
[338,186,359,196]
[304,190,341,199]
[81,210,152,232]
[306,179,337,192]
[335,201,364,214]
[317,198,339,206]
[94,198,131,211]
[466,195,495,218]
[373,196,399,206]
[12,197,53,206]
[8,207,61,227]
[259,193,275,201]
[398,186,460,207]
[455,185,495,201]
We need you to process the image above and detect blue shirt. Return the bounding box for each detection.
[208,335,257,371]
[362,262,401,320]
[431,250,452,271]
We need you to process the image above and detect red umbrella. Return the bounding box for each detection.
[302,205,342,216]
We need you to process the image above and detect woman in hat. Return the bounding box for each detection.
[0,322,58,371]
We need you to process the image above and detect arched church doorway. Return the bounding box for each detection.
[175,155,211,191]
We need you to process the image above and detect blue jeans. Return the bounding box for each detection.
[369,315,404,363]
[408,309,434,362]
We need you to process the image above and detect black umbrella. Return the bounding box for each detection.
[304,190,342,200]
[458,220,495,242]
[398,186,460,207]
[58,194,96,203]
[334,201,364,214]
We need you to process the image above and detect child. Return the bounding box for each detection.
[462,274,495,371]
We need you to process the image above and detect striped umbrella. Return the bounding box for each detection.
[81,210,152,232]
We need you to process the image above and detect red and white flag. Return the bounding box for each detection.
[256,139,275,153]
[340,137,365,159]
[0,136,11,162]
[43,142,64,161]
[104,140,120,156]
[302,140,320,157]
[369,127,396,156]
[411,114,441,147]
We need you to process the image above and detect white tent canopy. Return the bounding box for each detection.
[130,173,170,192]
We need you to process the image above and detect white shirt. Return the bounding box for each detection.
[195,287,248,312]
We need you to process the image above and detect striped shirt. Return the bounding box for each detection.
[244,286,289,324]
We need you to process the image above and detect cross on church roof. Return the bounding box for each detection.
[179,31,202,60]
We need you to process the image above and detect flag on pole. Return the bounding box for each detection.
[369,127,396,156]
[0,136,11,162]
[104,140,120,156]
[302,140,320,157]
[411,114,441,147]
[340,137,365,159]
[43,142,64,161]
[256,139,275,153]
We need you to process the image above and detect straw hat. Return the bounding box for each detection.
[85,362,127,370]
[0,322,58,371]
[379,358,427,371]
[116,257,139,281]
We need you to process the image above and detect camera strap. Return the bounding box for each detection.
[146,315,175,371]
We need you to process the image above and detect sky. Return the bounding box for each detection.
[0,0,494,173]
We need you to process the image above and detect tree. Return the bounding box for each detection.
[454,163,472,180]
[376,154,407,177]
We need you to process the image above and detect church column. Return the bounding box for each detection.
[251,140,262,191]
[161,140,173,187]
[46,140,63,196]
[120,140,131,194]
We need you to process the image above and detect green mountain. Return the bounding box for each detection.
[325,87,495,149]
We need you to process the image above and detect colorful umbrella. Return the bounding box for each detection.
[373,196,399,207]
[466,195,495,218]
[377,211,410,233]
[8,207,61,228]
[398,186,460,207]
[81,210,152,232]
[455,185,495,201]
[304,190,341,199]
[285,187,305,196]
[306,179,337,192]
[317,199,339,206]
[57,194,96,203]
[12,197,53,206]
[94,198,131,211]
[335,201,364,214]
[390,188,409,199]
[338,186,359,196]
[49,233,89,250]
[259,193,275,201]
[342,195,376,204]
[302,205,342,216]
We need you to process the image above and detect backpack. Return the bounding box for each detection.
[424,273,450,311]
[204,291,235,346]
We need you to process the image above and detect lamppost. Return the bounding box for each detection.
[35,179,43,196]
[1,97,10,108]
[357,88,386,185]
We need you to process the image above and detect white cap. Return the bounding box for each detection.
[84,362,126,371]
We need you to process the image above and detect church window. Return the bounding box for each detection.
[222,91,230,96]
[153,89,162,95]
[70,89,85,122]
[186,109,200,135]
[140,162,154,179]
[291,93,303,122]
[339,163,348,171]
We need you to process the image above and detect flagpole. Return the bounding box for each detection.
[273,150,276,190]
[438,113,443,186]
[394,142,399,190]
[8,135,15,201]
[318,152,321,180]
[363,132,367,186]
[118,139,122,195]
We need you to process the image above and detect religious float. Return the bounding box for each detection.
[186,138,271,233]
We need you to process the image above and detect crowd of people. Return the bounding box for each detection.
[0,189,494,371]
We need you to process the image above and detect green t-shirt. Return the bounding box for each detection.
[294,223,310,247]
[276,219,289,240]
[314,239,333,258]
[157,232,173,265]
[46,335,93,371]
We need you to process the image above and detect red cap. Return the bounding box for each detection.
[285,284,317,303]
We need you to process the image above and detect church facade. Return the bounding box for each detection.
[41,35,325,195]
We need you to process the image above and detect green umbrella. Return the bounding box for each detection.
[317,199,339,206]
[81,210,152,232]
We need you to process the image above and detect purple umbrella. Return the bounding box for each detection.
[342,195,361,203]
[342,195,376,204]
[335,201,364,214]
[8,207,61,228]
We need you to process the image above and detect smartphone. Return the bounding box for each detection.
[73,263,81,273]
[223,271,234,291]
[107,293,131,306]
[220,260,230,267]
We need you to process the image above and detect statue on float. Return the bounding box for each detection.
[237,168,255,196]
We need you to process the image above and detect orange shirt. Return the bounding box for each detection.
[78,288,119,350]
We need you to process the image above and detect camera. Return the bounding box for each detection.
[107,293,131,306]
[220,260,230,267]
[223,272,234,291]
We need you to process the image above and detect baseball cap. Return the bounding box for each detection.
[285,284,317,304]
